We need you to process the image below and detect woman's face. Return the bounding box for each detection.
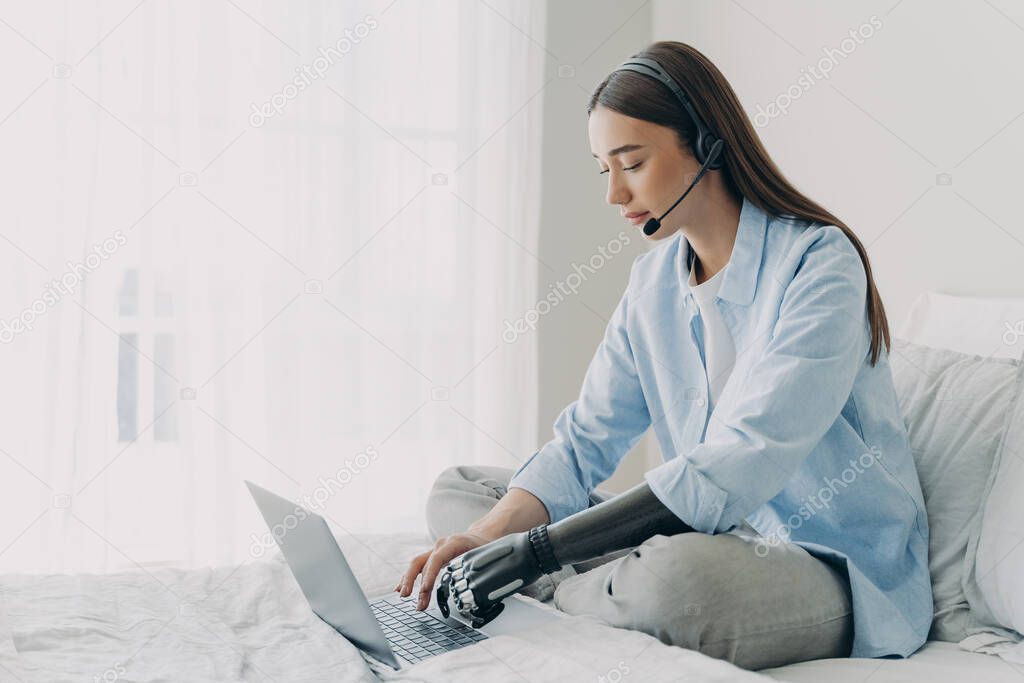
[589,104,700,241]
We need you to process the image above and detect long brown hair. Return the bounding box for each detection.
[588,41,891,366]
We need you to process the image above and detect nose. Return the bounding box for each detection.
[605,170,629,206]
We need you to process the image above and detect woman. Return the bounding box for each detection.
[396,41,933,671]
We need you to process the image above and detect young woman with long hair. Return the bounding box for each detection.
[397,41,932,671]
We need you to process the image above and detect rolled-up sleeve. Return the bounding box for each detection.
[508,256,652,524]
[644,227,871,534]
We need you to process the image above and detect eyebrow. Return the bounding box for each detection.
[591,143,646,159]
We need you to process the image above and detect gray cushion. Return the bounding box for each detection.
[889,338,1024,642]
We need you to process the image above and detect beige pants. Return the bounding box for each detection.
[425,464,854,671]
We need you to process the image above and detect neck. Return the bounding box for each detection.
[685,178,742,285]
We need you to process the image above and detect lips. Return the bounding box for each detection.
[625,211,650,226]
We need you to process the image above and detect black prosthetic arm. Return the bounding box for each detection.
[435,482,693,627]
[543,480,696,569]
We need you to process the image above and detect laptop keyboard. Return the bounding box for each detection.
[370,594,488,664]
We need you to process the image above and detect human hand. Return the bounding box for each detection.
[395,531,494,611]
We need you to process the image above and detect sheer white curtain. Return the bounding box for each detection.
[0,0,547,572]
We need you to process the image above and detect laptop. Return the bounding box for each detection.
[245,481,562,670]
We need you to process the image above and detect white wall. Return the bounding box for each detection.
[651,0,1024,324]
[535,1,659,492]
[536,0,1024,491]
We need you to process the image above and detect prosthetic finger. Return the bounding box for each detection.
[435,535,539,628]
[435,483,693,629]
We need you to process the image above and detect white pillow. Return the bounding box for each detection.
[965,371,1024,663]
[898,291,1024,360]
[888,339,1024,643]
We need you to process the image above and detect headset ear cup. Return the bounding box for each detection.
[711,141,725,170]
[698,134,724,171]
[690,132,708,166]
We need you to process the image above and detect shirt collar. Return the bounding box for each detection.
[678,196,769,306]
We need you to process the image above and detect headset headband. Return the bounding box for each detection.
[612,56,724,171]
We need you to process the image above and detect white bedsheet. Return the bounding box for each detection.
[371,599,767,682]
[0,531,770,682]
[0,545,381,683]
[762,639,1024,682]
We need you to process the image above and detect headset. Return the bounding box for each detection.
[610,56,726,235]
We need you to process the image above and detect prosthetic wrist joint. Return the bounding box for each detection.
[527,524,562,573]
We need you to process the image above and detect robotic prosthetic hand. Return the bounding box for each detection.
[435,481,695,627]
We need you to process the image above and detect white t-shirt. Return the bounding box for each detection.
[688,254,756,538]
[688,259,736,412]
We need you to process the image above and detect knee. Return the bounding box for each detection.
[425,464,515,541]
[608,532,724,610]
[427,465,511,500]
[429,465,469,493]
[425,464,491,503]
[602,532,749,643]
[425,466,470,520]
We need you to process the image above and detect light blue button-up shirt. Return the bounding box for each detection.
[508,197,933,658]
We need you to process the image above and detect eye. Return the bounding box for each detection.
[598,162,642,175]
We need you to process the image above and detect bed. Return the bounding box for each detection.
[0,532,770,682]
[763,642,1024,682]
[3,292,1023,682]
[2,530,1021,683]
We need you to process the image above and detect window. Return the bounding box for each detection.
[115,267,178,443]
